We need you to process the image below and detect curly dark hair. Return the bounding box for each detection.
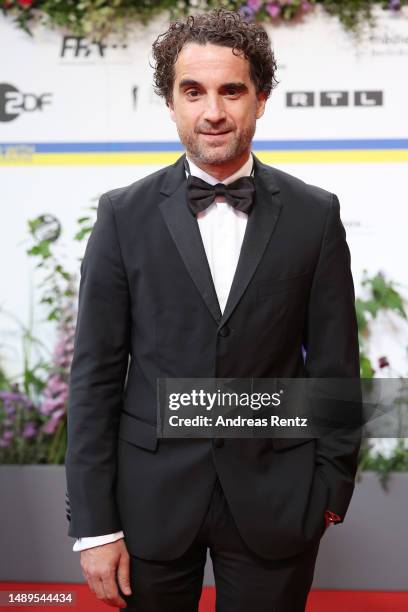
[151,9,279,106]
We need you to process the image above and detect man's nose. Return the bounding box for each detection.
[202,95,226,123]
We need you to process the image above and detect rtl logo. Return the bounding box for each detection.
[286,91,383,107]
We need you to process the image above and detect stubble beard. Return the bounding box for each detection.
[177,122,256,167]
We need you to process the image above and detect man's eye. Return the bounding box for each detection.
[186,90,200,97]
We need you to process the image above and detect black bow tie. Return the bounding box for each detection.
[184,160,255,217]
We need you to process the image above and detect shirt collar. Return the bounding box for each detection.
[185,152,254,186]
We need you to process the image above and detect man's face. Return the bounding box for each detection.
[168,43,267,169]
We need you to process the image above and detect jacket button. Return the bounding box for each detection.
[214,438,224,448]
[218,326,230,337]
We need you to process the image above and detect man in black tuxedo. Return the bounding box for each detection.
[65,8,361,611]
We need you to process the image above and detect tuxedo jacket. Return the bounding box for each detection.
[65,152,361,561]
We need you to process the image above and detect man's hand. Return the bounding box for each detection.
[80,538,132,608]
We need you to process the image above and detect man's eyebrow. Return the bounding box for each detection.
[179,79,201,90]
[178,79,248,92]
[220,82,248,92]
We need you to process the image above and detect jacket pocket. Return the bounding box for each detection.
[257,272,312,298]
[118,411,158,451]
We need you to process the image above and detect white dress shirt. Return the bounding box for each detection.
[73,151,254,552]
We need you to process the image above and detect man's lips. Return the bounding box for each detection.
[199,131,232,140]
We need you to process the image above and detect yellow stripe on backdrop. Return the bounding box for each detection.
[0,150,407,166]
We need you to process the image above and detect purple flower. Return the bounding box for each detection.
[301,0,312,11]
[39,398,59,415]
[44,374,66,393]
[4,404,16,416]
[389,0,401,10]
[40,372,68,416]
[41,408,65,435]
[0,391,21,403]
[0,438,10,448]
[3,430,14,441]
[0,390,33,409]
[266,3,281,18]
[22,422,37,438]
[247,0,263,10]
[239,5,256,21]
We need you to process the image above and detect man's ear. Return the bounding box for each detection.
[256,92,267,119]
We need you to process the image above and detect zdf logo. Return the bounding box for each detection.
[0,83,52,122]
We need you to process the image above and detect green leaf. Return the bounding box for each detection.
[360,353,374,379]
[74,228,92,241]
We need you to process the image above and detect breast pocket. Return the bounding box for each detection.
[257,272,312,300]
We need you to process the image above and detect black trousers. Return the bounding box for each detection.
[121,477,320,612]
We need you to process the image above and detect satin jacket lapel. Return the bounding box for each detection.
[158,153,223,324]
[158,152,283,329]
[218,153,283,329]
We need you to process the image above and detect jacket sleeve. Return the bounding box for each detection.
[65,193,131,537]
[303,193,362,521]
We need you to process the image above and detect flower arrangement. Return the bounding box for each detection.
[0,207,95,464]
[1,0,407,41]
[355,269,408,488]
[0,301,75,464]
[357,270,408,378]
